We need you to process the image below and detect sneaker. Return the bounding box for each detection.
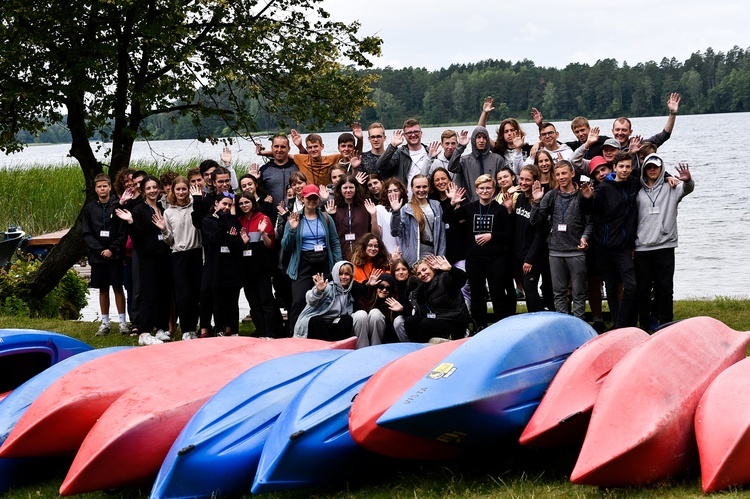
[181,331,198,341]
[119,322,132,335]
[95,324,110,336]
[592,321,607,334]
[154,330,171,342]
[138,333,164,346]
[427,337,451,345]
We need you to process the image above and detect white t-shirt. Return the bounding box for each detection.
[376,204,401,256]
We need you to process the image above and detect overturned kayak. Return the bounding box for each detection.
[0,347,128,493]
[519,327,649,448]
[570,317,750,486]
[252,342,426,494]
[376,313,597,446]
[59,337,355,495]
[695,356,750,493]
[150,349,350,499]
[349,339,468,460]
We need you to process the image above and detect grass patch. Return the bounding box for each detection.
[0,300,749,498]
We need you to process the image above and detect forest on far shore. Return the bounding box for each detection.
[17,45,750,144]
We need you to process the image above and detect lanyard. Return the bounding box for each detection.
[303,216,320,241]
[644,184,664,207]
[559,194,573,222]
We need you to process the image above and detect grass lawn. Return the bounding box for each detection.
[0,298,749,498]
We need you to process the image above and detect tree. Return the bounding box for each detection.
[0,0,381,300]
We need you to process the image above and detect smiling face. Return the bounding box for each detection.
[496,170,514,190]
[403,125,422,147]
[432,170,450,193]
[330,168,345,186]
[237,197,253,214]
[368,127,385,150]
[367,177,382,196]
[612,119,632,146]
[240,177,257,195]
[411,177,429,200]
[338,266,353,287]
[338,140,355,160]
[602,145,619,162]
[518,170,535,194]
[306,140,323,159]
[291,179,306,197]
[441,136,458,158]
[613,159,634,181]
[572,124,590,143]
[173,181,190,203]
[415,262,434,283]
[393,262,410,282]
[593,164,612,183]
[644,163,662,183]
[214,173,231,193]
[202,167,215,186]
[539,125,559,149]
[365,237,379,259]
[536,154,553,175]
[376,280,392,298]
[189,174,204,190]
[271,136,290,163]
[144,179,160,201]
[554,166,574,190]
[215,197,233,213]
[476,181,494,202]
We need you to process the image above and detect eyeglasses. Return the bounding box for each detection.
[476,186,494,191]
[377,284,391,291]
[369,135,384,139]
[404,130,422,137]
[540,131,557,137]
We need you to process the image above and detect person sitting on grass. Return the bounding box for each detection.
[83,173,129,336]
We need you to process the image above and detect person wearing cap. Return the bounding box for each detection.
[634,154,694,332]
[580,150,642,329]
[571,132,621,177]
[281,183,343,334]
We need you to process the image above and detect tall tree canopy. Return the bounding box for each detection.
[0,0,381,299]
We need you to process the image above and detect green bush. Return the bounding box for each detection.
[0,252,89,319]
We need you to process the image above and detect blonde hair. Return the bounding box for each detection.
[475,174,494,187]
[409,175,429,237]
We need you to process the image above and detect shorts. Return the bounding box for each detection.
[90,260,125,289]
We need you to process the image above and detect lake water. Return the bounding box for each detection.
[3,113,748,320]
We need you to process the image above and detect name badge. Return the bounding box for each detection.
[649,206,661,214]
[445,223,450,230]
[557,224,567,232]
[157,234,164,241]
[345,233,356,241]
[99,230,110,238]
[332,317,341,324]
[314,244,324,252]
[220,246,230,253]
[426,312,436,319]
[243,249,252,257]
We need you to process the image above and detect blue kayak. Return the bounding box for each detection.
[0,329,92,395]
[376,312,597,446]
[150,349,349,499]
[252,342,426,494]
[0,346,129,493]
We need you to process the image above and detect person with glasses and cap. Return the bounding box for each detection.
[282,184,343,334]
[634,154,694,332]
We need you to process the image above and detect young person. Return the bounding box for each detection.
[531,161,592,320]
[361,123,387,174]
[294,262,356,341]
[349,233,391,283]
[352,271,402,348]
[374,178,406,256]
[448,126,504,202]
[326,174,378,260]
[377,118,431,192]
[83,173,129,336]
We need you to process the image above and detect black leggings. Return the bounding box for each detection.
[307,315,353,342]
[404,315,466,343]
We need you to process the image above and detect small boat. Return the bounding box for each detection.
[570,317,750,486]
[348,339,468,460]
[0,336,264,459]
[695,357,750,493]
[0,329,92,397]
[252,342,426,494]
[150,349,350,499]
[0,347,129,493]
[59,337,355,496]
[375,312,597,447]
[519,327,649,448]
[0,229,25,268]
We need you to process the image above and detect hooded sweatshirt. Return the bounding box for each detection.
[447,126,505,202]
[294,260,355,338]
[635,154,694,251]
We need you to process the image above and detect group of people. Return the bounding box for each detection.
[83,92,693,346]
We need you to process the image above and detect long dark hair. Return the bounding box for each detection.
[333,174,365,207]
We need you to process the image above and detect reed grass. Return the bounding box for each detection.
[0,300,749,498]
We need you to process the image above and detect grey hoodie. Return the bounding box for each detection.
[447,126,505,202]
[635,154,694,251]
[294,260,355,337]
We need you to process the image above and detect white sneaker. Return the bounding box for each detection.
[181,331,198,341]
[138,333,164,346]
[154,330,171,342]
[119,322,132,335]
[95,324,110,336]
[428,337,451,345]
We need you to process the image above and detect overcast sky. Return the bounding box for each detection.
[322,0,750,70]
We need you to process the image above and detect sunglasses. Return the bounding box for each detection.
[377,284,391,291]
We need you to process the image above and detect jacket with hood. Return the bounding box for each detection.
[412,265,470,323]
[530,186,593,256]
[294,260,355,338]
[281,208,342,280]
[635,154,694,252]
[260,158,299,205]
[448,126,505,202]
[162,197,202,252]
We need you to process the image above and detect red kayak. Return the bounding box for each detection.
[570,317,749,487]
[695,356,750,493]
[348,339,467,460]
[519,327,649,448]
[0,337,261,458]
[58,337,355,495]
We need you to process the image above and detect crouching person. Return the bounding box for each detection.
[294,261,356,341]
